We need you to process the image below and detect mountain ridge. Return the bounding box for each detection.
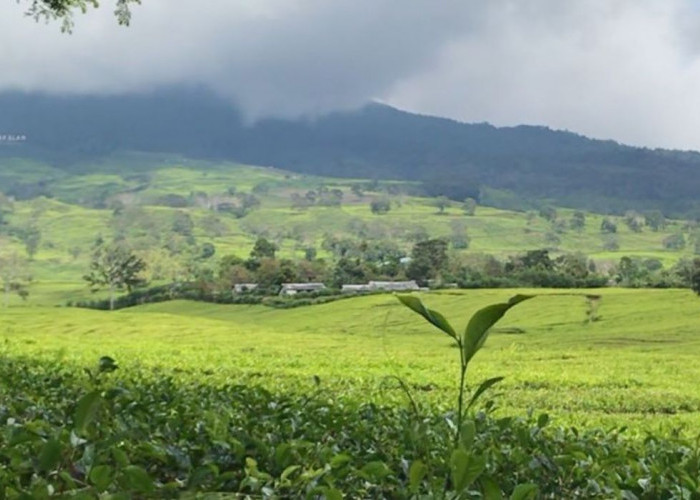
[1,88,699,215]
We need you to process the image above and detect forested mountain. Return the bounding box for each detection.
[2,88,700,215]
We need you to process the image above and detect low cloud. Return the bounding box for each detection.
[4,0,700,149]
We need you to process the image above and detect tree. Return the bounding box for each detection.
[462,197,477,216]
[218,255,253,286]
[645,210,666,231]
[623,211,644,233]
[570,211,586,231]
[332,257,369,287]
[0,252,31,306]
[406,239,448,283]
[600,218,617,234]
[690,259,700,295]
[432,196,451,214]
[507,249,554,271]
[538,206,557,222]
[615,256,645,286]
[552,219,568,234]
[663,233,686,250]
[20,225,42,260]
[250,237,278,260]
[554,253,590,280]
[84,240,147,310]
[238,193,261,213]
[304,247,317,261]
[370,198,391,215]
[172,211,195,237]
[23,0,140,32]
[199,242,216,260]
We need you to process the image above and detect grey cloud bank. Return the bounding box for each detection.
[3,0,700,150]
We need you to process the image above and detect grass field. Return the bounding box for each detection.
[4,288,700,435]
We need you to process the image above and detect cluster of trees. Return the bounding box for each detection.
[290,186,344,209]
[211,239,700,293]
[80,231,700,312]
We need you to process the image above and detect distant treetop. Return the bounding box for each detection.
[23,0,140,31]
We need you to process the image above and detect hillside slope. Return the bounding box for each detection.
[0,157,694,304]
[2,88,700,215]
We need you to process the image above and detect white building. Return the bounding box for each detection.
[341,284,371,293]
[279,283,326,296]
[368,280,420,291]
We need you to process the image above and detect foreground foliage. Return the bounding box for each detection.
[2,355,700,498]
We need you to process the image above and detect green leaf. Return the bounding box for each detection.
[360,461,391,482]
[463,295,534,363]
[460,420,477,450]
[323,487,344,500]
[466,376,505,412]
[408,460,427,492]
[89,465,113,491]
[122,465,154,494]
[98,356,118,373]
[397,295,457,339]
[450,448,486,492]
[537,413,550,428]
[38,439,62,472]
[74,390,103,434]
[112,447,130,468]
[481,476,504,500]
[9,427,41,446]
[274,443,293,468]
[510,483,538,500]
[188,465,219,488]
[281,465,301,482]
[507,294,534,307]
[330,453,352,469]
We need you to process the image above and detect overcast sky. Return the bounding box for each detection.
[4,0,700,150]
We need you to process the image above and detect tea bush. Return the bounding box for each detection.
[2,354,700,498]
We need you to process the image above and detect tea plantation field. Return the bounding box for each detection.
[4,288,700,430]
[3,289,700,497]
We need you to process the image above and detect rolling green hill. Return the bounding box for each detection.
[0,154,696,304]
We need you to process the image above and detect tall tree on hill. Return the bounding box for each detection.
[538,206,557,222]
[432,196,451,214]
[84,239,146,310]
[20,225,42,260]
[370,198,391,215]
[462,198,477,216]
[601,218,617,234]
[645,210,667,232]
[570,211,586,232]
